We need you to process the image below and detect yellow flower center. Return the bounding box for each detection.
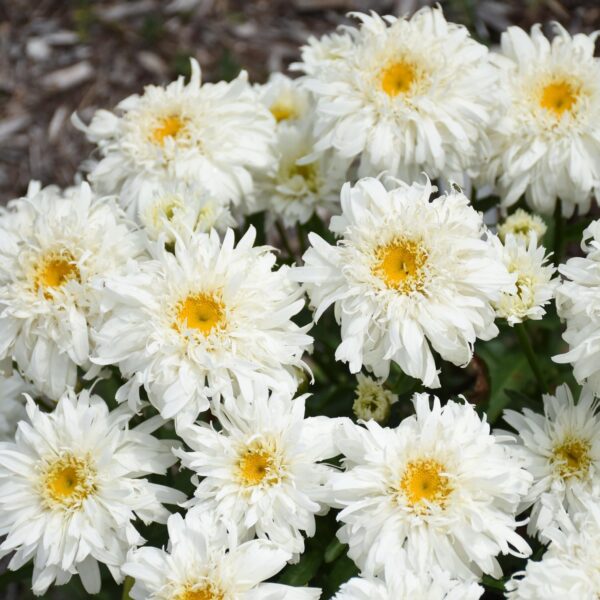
[287,162,319,194]
[175,584,223,600]
[551,437,591,479]
[174,293,225,336]
[270,100,298,123]
[41,454,97,510]
[373,239,428,293]
[539,80,579,117]
[33,251,79,295]
[237,441,281,487]
[381,60,418,97]
[152,114,187,145]
[399,458,452,511]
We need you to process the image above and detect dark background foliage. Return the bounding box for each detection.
[0,0,599,598]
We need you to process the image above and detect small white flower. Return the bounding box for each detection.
[493,234,558,325]
[506,499,600,599]
[0,389,184,595]
[257,73,312,127]
[298,7,496,183]
[497,209,547,243]
[503,384,600,536]
[334,555,483,600]
[94,228,312,428]
[0,182,144,399]
[481,24,600,216]
[123,508,321,600]
[75,59,276,212]
[329,393,532,580]
[177,385,339,557]
[293,176,515,388]
[293,30,354,77]
[352,373,398,423]
[554,220,600,394]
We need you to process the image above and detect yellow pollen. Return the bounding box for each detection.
[41,454,97,510]
[287,162,319,193]
[174,293,225,336]
[237,442,281,487]
[400,459,452,510]
[552,438,591,479]
[381,60,418,97]
[176,584,223,600]
[270,101,298,123]
[539,80,578,117]
[152,114,186,145]
[33,252,79,295]
[373,239,428,293]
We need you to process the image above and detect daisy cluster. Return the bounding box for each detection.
[1,5,600,599]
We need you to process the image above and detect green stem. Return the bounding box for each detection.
[122,576,134,600]
[515,323,546,392]
[275,220,295,259]
[481,575,505,592]
[553,199,564,266]
[296,223,307,258]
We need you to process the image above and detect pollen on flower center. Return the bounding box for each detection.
[551,437,591,479]
[287,162,319,193]
[151,114,187,145]
[176,584,224,600]
[174,293,225,336]
[399,458,452,510]
[380,60,418,97]
[237,442,281,487]
[33,251,79,294]
[270,100,298,122]
[40,453,97,510]
[373,238,428,293]
[539,80,579,117]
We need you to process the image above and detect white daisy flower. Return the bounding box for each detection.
[0,389,184,596]
[254,123,350,227]
[298,7,496,183]
[294,30,354,77]
[257,73,312,126]
[493,234,558,326]
[0,182,144,400]
[176,385,339,557]
[497,209,547,243]
[482,24,600,216]
[554,220,600,394]
[0,359,34,442]
[74,59,276,211]
[135,178,235,243]
[93,228,312,428]
[293,176,515,388]
[329,393,532,580]
[352,373,398,424]
[503,383,600,536]
[506,499,600,599]
[334,554,483,600]
[123,508,321,600]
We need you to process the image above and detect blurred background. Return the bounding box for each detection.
[0,0,599,205]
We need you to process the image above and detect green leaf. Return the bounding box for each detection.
[324,538,347,564]
[277,548,323,586]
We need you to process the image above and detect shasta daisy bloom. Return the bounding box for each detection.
[482,24,600,216]
[123,508,321,600]
[294,176,515,388]
[135,178,235,243]
[554,220,600,393]
[74,58,275,211]
[0,359,33,441]
[334,555,483,600]
[176,386,339,557]
[352,373,398,424]
[0,389,184,596]
[493,234,558,326]
[329,394,532,580]
[257,73,311,126]
[506,500,600,599]
[254,123,350,227]
[503,384,600,536]
[0,182,144,400]
[294,30,353,77]
[497,209,547,243]
[94,228,312,428]
[298,7,496,183]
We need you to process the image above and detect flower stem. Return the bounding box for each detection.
[275,220,295,259]
[122,576,134,600]
[296,223,307,258]
[515,322,546,392]
[553,199,564,266]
